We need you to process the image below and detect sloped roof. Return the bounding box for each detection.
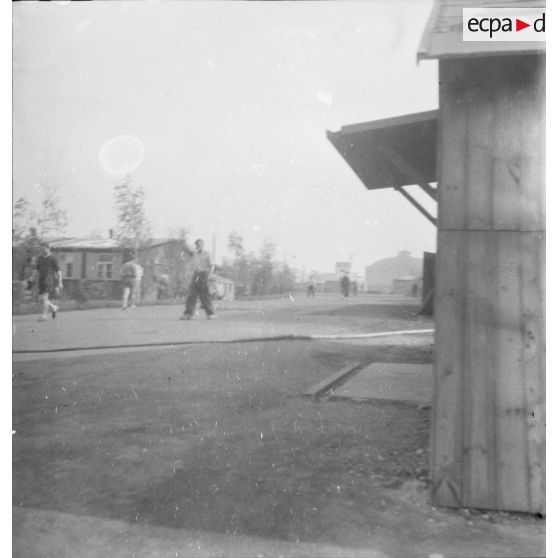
[50,238,181,250]
[327,110,437,190]
[365,253,422,285]
[50,238,121,250]
[418,0,546,60]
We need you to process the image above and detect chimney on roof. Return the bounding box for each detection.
[109,229,114,240]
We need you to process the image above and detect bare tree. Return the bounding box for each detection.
[12,185,69,242]
[253,238,276,295]
[220,233,294,296]
[12,197,35,242]
[227,230,244,258]
[36,185,69,237]
[113,176,151,248]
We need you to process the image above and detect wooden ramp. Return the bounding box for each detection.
[329,363,432,405]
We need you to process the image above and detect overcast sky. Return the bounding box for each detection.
[13,0,438,275]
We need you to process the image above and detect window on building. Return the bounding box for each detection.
[65,262,74,278]
[97,263,113,279]
[99,254,114,262]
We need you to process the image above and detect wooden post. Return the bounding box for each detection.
[432,55,545,514]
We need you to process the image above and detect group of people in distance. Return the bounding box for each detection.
[306,273,359,298]
[29,238,215,323]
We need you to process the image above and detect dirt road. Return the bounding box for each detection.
[12,295,544,557]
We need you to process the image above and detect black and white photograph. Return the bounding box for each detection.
[11,0,546,556]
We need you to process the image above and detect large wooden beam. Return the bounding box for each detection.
[418,182,438,201]
[395,186,437,226]
[377,142,438,200]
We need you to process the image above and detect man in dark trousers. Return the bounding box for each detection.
[340,273,350,298]
[181,238,215,320]
[36,241,63,322]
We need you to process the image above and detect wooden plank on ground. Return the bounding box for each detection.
[329,363,432,405]
[302,362,362,398]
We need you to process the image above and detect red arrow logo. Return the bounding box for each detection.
[516,18,530,31]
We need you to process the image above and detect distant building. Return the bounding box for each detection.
[49,237,188,300]
[365,251,422,293]
[310,268,364,294]
[392,275,422,297]
[334,261,351,275]
[209,275,235,301]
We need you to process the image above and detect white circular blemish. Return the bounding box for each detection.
[316,91,333,107]
[252,164,265,176]
[76,19,92,33]
[98,135,145,177]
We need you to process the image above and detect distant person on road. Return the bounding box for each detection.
[36,242,63,322]
[340,273,350,298]
[352,280,358,296]
[181,238,215,320]
[307,276,316,297]
[121,253,137,310]
[412,283,419,298]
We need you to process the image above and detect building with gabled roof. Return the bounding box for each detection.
[49,236,189,300]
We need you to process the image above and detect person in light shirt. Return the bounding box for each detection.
[181,238,215,320]
[121,253,137,310]
[132,262,143,307]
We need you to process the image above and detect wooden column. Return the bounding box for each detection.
[432,55,545,513]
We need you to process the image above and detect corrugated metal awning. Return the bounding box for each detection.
[327,110,438,225]
[418,0,545,61]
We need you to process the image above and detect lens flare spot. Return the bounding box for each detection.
[98,135,145,177]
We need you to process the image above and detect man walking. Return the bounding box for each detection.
[121,252,137,310]
[181,238,215,320]
[340,273,350,298]
[36,242,63,322]
[307,275,316,297]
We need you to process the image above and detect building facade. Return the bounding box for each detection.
[50,238,189,301]
[365,251,422,293]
